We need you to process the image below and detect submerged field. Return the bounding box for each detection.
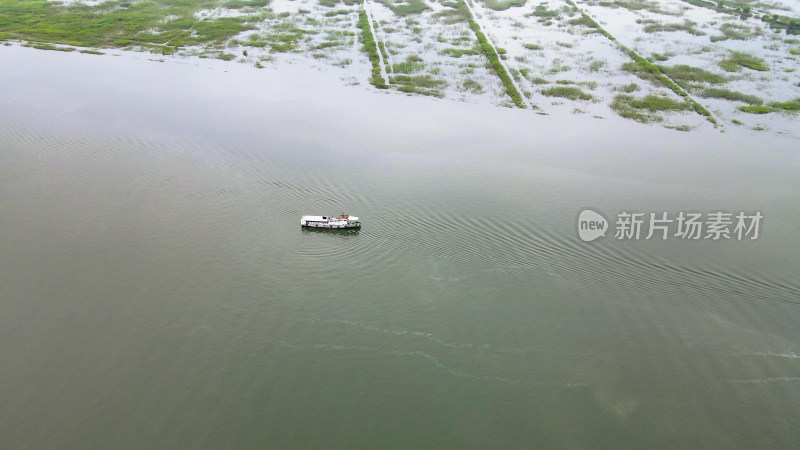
[1,0,799,133]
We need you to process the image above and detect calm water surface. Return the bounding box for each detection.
[1,46,799,448]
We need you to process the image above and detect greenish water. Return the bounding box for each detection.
[0,46,799,448]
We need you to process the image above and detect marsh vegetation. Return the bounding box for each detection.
[1,0,798,133]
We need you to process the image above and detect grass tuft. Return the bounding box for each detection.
[482,0,527,11]
[697,88,762,105]
[611,94,690,123]
[770,98,800,111]
[375,0,429,16]
[739,105,773,114]
[719,51,769,72]
[541,86,594,101]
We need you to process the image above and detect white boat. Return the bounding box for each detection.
[301,214,361,229]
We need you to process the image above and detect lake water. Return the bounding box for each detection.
[1,45,799,448]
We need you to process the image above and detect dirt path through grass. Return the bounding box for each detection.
[363,1,390,83]
[463,0,532,108]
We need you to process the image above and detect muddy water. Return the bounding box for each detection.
[1,45,799,448]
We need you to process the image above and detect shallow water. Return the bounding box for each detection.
[1,45,799,448]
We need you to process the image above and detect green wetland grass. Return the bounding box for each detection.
[622,62,726,87]
[528,4,560,22]
[562,1,716,125]
[440,47,480,58]
[481,0,527,12]
[611,93,691,123]
[642,20,705,36]
[0,0,257,50]
[719,51,770,72]
[459,78,484,94]
[390,74,446,97]
[1,0,788,124]
[29,43,75,52]
[540,86,594,101]
[375,0,429,16]
[658,64,727,86]
[710,22,756,42]
[392,55,425,73]
[604,0,679,16]
[738,99,800,114]
[319,0,360,6]
[739,105,773,114]
[696,88,763,104]
[771,99,800,111]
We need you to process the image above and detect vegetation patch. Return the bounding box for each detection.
[696,88,763,104]
[324,9,351,17]
[31,43,75,52]
[588,59,605,71]
[738,105,773,114]
[658,64,727,85]
[243,39,268,47]
[710,22,754,42]
[621,61,665,86]
[395,85,444,98]
[225,0,271,8]
[375,0,429,16]
[0,0,257,50]
[459,78,484,93]
[432,5,470,23]
[770,98,800,111]
[648,53,669,62]
[320,0,360,6]
[547,58,571,74]
[643,20,705,36]
[611,93,690,123]
[562,1,716,125]
[719,51,769,72]
[541,86,594,101]
[759,13,800,35]
[440,47,479,57]
[603,0,679,15]
[528,4,560,22]
[482,0,527,11]
[390,74,447,89]
[392,55,425,73]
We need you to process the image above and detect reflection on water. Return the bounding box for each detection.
[301,227,361,236]
[0,45,799,449]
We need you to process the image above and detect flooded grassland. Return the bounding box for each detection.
[1,0,799,133]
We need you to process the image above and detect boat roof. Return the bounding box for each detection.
[302,215,358,221]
